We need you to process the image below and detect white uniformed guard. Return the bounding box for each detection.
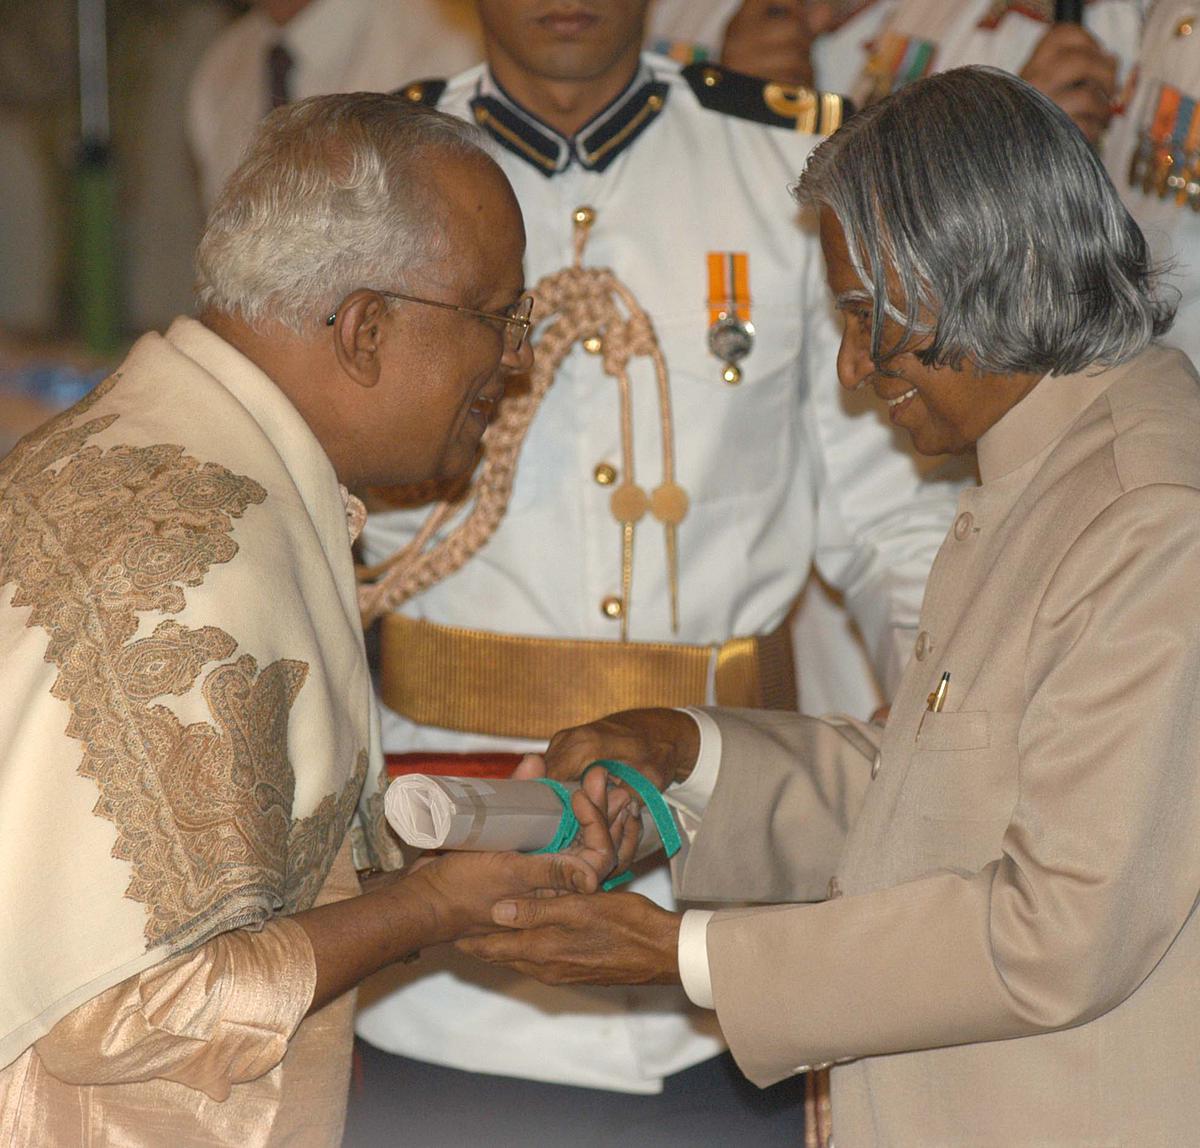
[356,51,962,1095]
[1105,0,1200,365]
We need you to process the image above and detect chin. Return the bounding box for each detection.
[908,424,966,457]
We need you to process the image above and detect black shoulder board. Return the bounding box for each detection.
[681,62,852,137]
[392,79,448,107]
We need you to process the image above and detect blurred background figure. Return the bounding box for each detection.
[646,0,895,89]
[1103,0,1200,365]
[850,0,1141,143]
[188,0,484,207]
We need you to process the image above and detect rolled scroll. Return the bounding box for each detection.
[384,773,663,856]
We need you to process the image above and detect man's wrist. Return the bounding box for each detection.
[373,868,446,956]
[668,708,722,817]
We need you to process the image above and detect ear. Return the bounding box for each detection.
[330,291,390,388]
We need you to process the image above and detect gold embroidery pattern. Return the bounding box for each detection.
[287,750,369,911]
[0,380,362,947]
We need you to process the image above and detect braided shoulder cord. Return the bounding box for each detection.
[356,262,675,629]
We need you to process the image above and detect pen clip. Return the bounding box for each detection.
[926,671,950,714]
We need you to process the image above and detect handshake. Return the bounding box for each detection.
[379,708,701,988]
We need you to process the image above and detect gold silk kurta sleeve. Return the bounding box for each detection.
[34,918,315,1101]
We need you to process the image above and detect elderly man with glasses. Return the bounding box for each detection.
[0,93,619,1147]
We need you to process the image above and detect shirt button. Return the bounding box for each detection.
[573,204,596,227]
[914,630,931,661]
[953,511,974,540]
[593,463,617,486]
[827,876,842,899]
[871,751,882,779]
[601,596,624,620]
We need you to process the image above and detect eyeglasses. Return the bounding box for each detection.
[326,289,534,354]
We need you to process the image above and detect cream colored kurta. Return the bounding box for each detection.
[679,345,1200,1145]
[0,318,387,1145]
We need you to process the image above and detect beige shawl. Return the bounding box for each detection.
[0,318,389,1068]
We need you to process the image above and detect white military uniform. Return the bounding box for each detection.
[1105,0,1200,365]
[186,0,484,207]
[355,54,963,1094]
[849,0,1141,107]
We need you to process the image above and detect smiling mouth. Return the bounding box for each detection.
[469,388,503,426]
[885,387,918,408]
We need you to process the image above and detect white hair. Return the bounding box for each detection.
[796,67,1174,376]
[195,92,493,333]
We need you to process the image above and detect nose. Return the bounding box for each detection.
[836,323,872,393]
[502,333,534,372]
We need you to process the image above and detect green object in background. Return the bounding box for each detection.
[74,139,121,355]
[74,0,121,355]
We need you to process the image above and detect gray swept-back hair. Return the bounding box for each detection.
[195,93,493,333]
[795,66,1175,376]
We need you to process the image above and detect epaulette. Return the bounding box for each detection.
[681,62,852,137]
[393,79,448,107]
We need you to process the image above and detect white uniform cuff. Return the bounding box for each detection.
[678,909,716,1009]
[667,707,723,818]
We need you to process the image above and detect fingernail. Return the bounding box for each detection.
[493,901,517,923]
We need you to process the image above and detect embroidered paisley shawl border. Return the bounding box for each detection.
[0,375,364,954]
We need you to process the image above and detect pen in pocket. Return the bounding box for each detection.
[926,671,950,713]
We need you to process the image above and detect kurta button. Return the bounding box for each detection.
[871,750,882,779]
[953,511,974,540]
[914,630,931,661]
[601,596,624,620]
[593,463,617,486]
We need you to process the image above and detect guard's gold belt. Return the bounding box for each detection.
[379,613,797,740]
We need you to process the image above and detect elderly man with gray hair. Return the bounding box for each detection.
[0,92,621,1147]
[461,67,1200,1146]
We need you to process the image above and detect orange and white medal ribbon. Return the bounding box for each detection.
[707,252,754,384]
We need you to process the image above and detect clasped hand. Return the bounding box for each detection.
[455,708,702,987]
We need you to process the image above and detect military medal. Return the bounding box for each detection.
[1177,93,1200,206]
[859,31,937,106]
[1136,83,1200,205]
[707,251,754,384]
